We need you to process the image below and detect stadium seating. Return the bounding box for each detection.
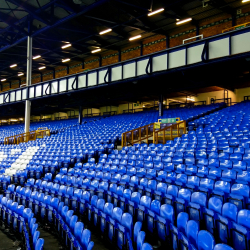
[0,102,247,249]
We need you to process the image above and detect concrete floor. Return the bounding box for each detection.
[0,229,19,250]
[0,227,109,250]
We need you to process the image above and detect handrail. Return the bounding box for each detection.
[222,22,250,33]
[121,122,155,147]
[201,40,209,62]
[183,34,203,44]
[71,76,77,90]
[145,56,152,75]
[4,129,50,145]
[244,95,250,101]
[154,120,186,144]
[45,83,50,95]
[121,121,186,147]
[104,67,111,83]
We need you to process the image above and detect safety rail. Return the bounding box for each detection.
[154,120,186,144]
[121,122,155,147]
[244,95,250,101]
[103,111,117,116]
[211,98,231,106]
[222,21,250,33]
[121,121,186,147]
[84,113,101,117]
[4,128,50,145]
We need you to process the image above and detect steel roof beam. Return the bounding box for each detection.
[0,11,27,35]
[6,0,51,25]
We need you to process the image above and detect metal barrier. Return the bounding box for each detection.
[4,128,50,145]
[222,22,250,33]
[183,34,203,44]
[121,123,155,147]
[244,95,250,101]
[154,121,186,144]
[103,111,117,116]
[84,113,101,117]
[121,121,186,147]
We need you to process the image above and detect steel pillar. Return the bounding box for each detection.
[25,36,32,133]
[78,106,83,125]
[159,94,163,117]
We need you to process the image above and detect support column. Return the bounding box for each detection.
[25,36,32,133]
[159,94,163,117]
[166,99,170,109]
[78,106,83,125]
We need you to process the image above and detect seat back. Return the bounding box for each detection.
[197,230,215,250]
[186,220,199,248]
[177,212,189,235]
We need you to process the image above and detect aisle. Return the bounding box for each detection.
[39,228,62,250]
[0,229,20,250]
[39,226,109,250]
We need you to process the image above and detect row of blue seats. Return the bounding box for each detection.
[4,186,156,250]
[91,158,250,171]
[23,172,250,211]
[60,165,249,185]
[61,166,250,186]
[0,195,94,250]
[8,183,242,249]
[62,163,250,183]
[0,196,44,250]
[106,149,250,159]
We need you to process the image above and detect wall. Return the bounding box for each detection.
[194,90,236,104]
[82,108,100,116]
[235,87,250,102]
[169,87,250,105]
[99,106,118,115]
[67,110,79,117]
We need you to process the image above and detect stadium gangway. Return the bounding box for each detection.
[4,128,50,145]
[121,121,186,147]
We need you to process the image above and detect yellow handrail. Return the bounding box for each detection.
[222,21,250,33]
[154,120,186,144]
[121,120,186,147]
[4,129,50,145]
[121,122,155,147]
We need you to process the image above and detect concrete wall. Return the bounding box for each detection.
[194,90,237,104]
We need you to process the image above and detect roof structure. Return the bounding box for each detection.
[0,0,246,79]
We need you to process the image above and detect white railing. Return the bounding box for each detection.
[183,34,203,44]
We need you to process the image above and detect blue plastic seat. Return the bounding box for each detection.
[213,202,236,243]
[228,183,249,210]
[35,238,44,250]
[156,204,174,242]
[117,213,133,250]
[176,164,185,173]
[231,209,250,250]
[186,220,199,249]
[188,192,207,222]
[197,230,215,250]
[136,196,151,223]
[170,212,189,249]
[233,161,247,171]
[214,244,234,250]
[175,189,191,214]
[154,183,167,202]
[204,196,222,235]
[211,181,231,202]
[138,178,148,195]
